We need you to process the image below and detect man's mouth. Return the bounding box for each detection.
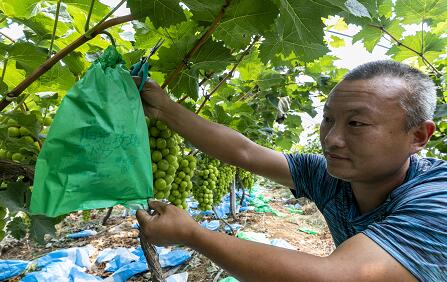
[325,152,349,160]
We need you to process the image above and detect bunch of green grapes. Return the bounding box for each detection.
[148,118,180,199]
[239,169,255,190]
[213,164,236,204]
[193,158,219,210]
[169,154,197,209]
[0,117,45,163]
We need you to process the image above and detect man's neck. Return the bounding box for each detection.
[351,159,410,215]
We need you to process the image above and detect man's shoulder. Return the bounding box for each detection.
[390,155,447,208]
[406,155,447,186]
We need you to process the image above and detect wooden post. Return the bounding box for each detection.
[139,231,164,281]
[230,179,237,219]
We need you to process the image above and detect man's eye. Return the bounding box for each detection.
[323,116,333,123]
[349,121,366,127]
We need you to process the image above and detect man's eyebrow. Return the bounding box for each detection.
[323,105,373,114]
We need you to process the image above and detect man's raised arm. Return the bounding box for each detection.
[137,79,294,188]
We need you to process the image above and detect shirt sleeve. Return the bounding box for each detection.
[284,153,338,209]
[362,184,447,281]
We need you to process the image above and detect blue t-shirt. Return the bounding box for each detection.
[285,153,447,281]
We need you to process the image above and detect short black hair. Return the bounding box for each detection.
[344,60,437,130]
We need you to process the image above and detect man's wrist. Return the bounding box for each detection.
[184,224,205,249]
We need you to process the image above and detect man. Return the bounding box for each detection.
[136,61,447,281]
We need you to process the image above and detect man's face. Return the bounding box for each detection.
[319,77,414,183]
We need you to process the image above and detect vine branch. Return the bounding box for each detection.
[195,36,259,114]
[0,31,15,43]
[85,0,96,32]
[0,160,35,182]
[0,15,134,112]
[48,0,62,59]
[161,0,231,89]
[369,24,442,76]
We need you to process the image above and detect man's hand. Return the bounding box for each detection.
[136,201,200,246]
[132,77,172,121]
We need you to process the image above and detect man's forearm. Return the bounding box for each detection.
[188,227,328,281]
[156,101,253,167]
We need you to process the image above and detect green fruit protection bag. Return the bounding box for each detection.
[30,46,153,217]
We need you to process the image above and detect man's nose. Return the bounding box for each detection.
[323,124,346,149]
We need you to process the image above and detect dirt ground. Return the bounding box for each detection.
[0,181,334,281]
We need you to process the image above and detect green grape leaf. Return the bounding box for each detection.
[432,20,447,35]
[169,68,199,99]
[387,32,447,62]
[237,49,265,82]
[395,0,447,24]
[0,0,41,19]
[343,0,371,18]
[353,20,403,52]
[123,49,147,69]
[6,216,27,240]
[260,21,330,63]
[30,214,63,244]
[127,0,186,28]
[0,182,31,213]
[259,0,339,63]
[35,62,76,95]
[181,0,224,20]
[435,104,447,119]
[275,130,294,150]
[18,13,70,43]
[378,0,393,18]
[212,0,278,50]
[329,35,346,48]
[64,0,111,33]
[190,40,235,73]
[352,25,383,52]
[63,52,89,77]
[257,70,285,90]
[7,42,46,73]
[0,207,6,219]
[214,104,232,124]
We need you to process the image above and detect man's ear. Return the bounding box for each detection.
[410,120,436,154]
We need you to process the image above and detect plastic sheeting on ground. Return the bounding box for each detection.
[36,245,94,269]
[22,245,99,282]
[270,239,297,250]
[224,223,243,233]
[22,259,102,282]
[200,220,220,231]
[67,229,97,239]
[236,231,297,250]
[166,272,188,282]
[0,259,30,280]
[97,248,140,272]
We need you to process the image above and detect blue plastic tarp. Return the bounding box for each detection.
[108,261,148,282]
[159,249,191,268]
[22,258,101,282]
[200,220,220,231]
[224,223,243,233]
[100,248,139,272]
[0,259,29,280]
[36,245,94,269]
[270,239,297,250]
[166,272,188,282]
[67,229,97,239]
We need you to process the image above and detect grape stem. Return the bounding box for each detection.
[212,206,235,235]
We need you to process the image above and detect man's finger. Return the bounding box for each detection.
[136,209,153,226]
[148,200,167,214]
